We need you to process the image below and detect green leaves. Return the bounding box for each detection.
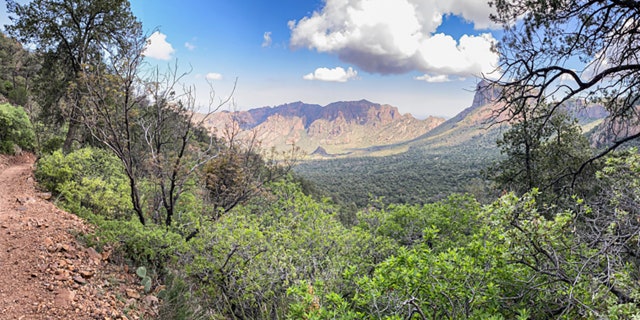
[35,147,132,218]
[0,103,35,154]
[136,266,152,293]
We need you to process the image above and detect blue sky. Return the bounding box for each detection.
[1,0,502,118]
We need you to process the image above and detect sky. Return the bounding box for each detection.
[1,0,503,118]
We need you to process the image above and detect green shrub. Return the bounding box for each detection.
[35,147,132,218]
[157,273,207,320]
[82,214,186,270]
[0,103,35,154]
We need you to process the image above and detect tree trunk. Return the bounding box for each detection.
[62,118,79,153]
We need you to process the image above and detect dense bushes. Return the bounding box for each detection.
[0,103,35,154]
[31,144,640,319]
[35,148,132,219]
[183,180,397,318]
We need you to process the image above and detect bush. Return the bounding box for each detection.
[0,103,35,154]
[82,214,186,270]
[35,147,132,219]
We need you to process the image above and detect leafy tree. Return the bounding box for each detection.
[203,128,298,216]
[0,103,35,153]
[490,0,640,169]
[490,103,594,202]
[185,179,396,319]
[5,0,142,152]
[0,32,37,108]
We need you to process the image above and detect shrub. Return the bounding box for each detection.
[35,147,132,218]
[0,103,35,154]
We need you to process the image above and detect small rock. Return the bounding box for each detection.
[44,237,54,251]
[54,273,69,281]
[101,250,111,261]
[86,247,102,263]
[143,295,159,305]
[54,289,75,307]
[80,270,94,278]
[36,192,52,200]
[125,288,140,299]
[73,276,86,285]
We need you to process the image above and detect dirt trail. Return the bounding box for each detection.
[0,154,156,319]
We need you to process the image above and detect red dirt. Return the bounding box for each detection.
[0,153,157,319]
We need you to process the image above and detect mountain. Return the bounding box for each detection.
[199,100,445,157]
[294,81,507,206]
[295,81,613,207]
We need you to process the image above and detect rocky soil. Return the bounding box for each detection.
[0,153,158,319]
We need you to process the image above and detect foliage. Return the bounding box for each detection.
[0,33,36,107]
[6,0,143,151]
[203,136,295,215]
[296,137,500,207]
[491,0,640,164]
[490,104,595,203]
[34,147,131,219]
[183,179,397,319]
[0,103,35,153]
[356,194,481,248]
[85,214,187,271]
[324,194,523,319]
[156,273,208,320]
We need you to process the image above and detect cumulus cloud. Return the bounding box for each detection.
[144,31,175,60]
[415,74,450,83]
[185,42,196,51]
[206,72,223,81]
[303,67,358,82]
[262,32,273,47]
[289,0,499,77]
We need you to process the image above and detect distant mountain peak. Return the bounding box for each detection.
[199,100,445,158]
[471,80,501,109]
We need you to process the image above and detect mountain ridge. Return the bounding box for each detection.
[199,100,445,157]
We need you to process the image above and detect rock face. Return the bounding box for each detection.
[470,80,501,110]
[199,100,445,157]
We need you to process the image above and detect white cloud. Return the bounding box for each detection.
[289,0,499,77]
[303,67,358,82]
[185,42,196,51]
[415,74,450,83]
[206,72,223,81]
[262,32,272,47]
[435,0,499,30]
[144,31,175,60]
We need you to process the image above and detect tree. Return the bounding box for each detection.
[5,0,141,152]
[0,103,35,154]
[203,124,298,216]
[0,32,38,108]
[490,102,593,203]
[76,30,234,227]
[490,0,640,172]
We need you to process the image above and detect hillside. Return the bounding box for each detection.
[295,81,507,206]
[294,81,612,207]
[197,100,445,157]
[0,154,156,319]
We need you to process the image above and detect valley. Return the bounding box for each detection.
[199,80,612,207]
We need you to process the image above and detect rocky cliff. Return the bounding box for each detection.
[199,100,445,157]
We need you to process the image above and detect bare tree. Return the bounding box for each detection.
[77,28,234,227]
